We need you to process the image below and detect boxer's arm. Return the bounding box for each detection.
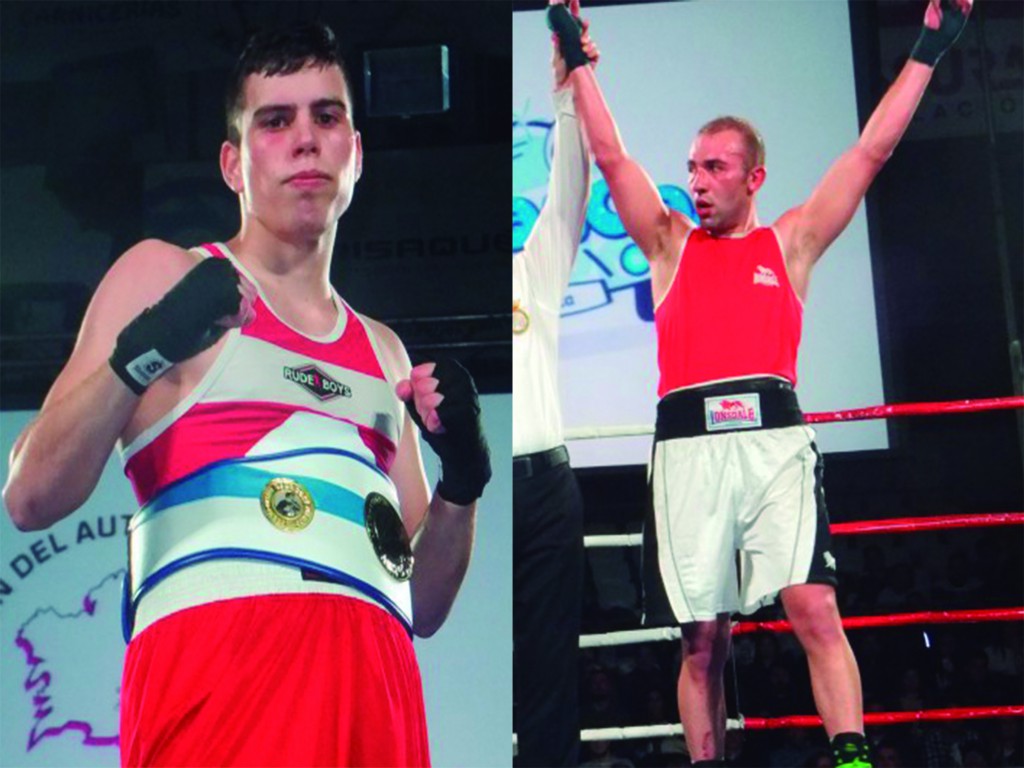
[3,240,201,530]
[369,320,478,638]
[568,65,681,262]
[777,0,971,298]
[389,405,476,639]
[408,481,477,639]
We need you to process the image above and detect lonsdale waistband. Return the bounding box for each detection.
[656,377,804,440]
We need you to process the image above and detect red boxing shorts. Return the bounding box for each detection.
[120,593,429,767]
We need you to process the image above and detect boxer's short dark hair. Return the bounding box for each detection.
[225,22,352,145]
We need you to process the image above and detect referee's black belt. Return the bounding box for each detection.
[656,377,805,441]
[513,445,569,480]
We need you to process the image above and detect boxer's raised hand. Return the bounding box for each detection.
[911,0,972,67]
[547,1,590,75]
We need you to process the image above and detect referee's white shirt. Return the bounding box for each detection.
[513,88,589,458]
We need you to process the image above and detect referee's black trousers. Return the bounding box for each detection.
[513,458,584,767]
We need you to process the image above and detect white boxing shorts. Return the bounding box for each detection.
[642,377,837,625]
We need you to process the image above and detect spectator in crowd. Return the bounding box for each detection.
[874,739,906,768]
[582,665,630,730]
[581,739,636,768]
[767,728,819,768]
[876,562,920,612]
[959,739,990,767]
[934,549,983,608]
[984,624,1023,680]
[984,717,1024,767]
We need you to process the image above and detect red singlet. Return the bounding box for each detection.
[654,227,802,397]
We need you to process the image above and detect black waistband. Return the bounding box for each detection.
[513,445,570,481]
[656,378,804,441]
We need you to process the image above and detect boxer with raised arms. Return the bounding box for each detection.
[549,1,972,765]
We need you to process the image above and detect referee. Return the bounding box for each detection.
[512,5,597,765]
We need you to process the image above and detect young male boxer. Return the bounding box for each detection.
[5,23,491,767]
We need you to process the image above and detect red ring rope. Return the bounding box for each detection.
[582,512,1023,551]
[831,512,1024,535]
[732,607,1024,636]
[742,705,1024,729]
[805,396,1024,424]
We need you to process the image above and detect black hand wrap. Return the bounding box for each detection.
[546,3,589,74]
[407,359,492,506]
[910,0,969,67]
[109,257,242,394]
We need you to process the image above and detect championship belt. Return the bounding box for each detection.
[123,449,414,641]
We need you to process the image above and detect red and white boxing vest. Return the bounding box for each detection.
[119,243,410,639]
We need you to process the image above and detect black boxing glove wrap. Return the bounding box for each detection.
[910,0,969,67]
[406,359,492,506]
[109,257,243,394]
[546,4,589,74]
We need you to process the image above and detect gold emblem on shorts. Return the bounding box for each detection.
[261,478,315,532]
[512,299,530,335]
[364,492,414,581]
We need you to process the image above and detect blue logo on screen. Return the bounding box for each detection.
[512,113,696,322]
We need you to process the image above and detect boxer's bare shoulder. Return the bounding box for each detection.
[109,239,202,292]
[44,239,201,411]
[82,241,199,349]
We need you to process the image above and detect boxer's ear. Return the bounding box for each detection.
[353,131,363,183]
[220,141,243,195]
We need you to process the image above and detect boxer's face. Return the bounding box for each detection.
[222,63,362,240]
[687,129,763,235]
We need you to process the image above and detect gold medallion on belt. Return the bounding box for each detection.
[261,478,315,532]
[364,492,414,581]
[513,299,530,335]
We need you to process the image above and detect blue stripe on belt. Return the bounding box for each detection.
[134,463,370,528]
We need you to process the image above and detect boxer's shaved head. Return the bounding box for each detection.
[697,116,765,172]
[225,22,353,145]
